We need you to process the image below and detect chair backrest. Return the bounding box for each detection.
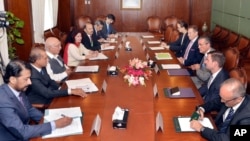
[163,15,178,29]
[229,67,248,88]
[226,31,239,47]
[211,25,222,38]
[217,28,230,40]
[96,15,106,22]
[236,35,250,52]
[164,26,174,43]
[76,15,92,29]
[223,47,240,72]
[146,16,162,33]
[169,29,179,43]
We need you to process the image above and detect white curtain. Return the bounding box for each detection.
[31,0,45,43]
[52,0,58,27]
[0,0,7,84]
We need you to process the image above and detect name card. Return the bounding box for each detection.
[156,112,164,132]
[90,114,102,136]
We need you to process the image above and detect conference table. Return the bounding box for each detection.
[31,32,212,141]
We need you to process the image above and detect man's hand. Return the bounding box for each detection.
[55,116,73,128]
[190,120,204,132]
[71,88,88,98]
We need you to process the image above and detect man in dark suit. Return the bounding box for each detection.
[190,78,250,141]
[101,13,117,39]
[199,51,229,103]
[161,20,190,57]
[26,47,87,105]
[0,60,72,140]
[177,25,203,66]
[45,37,72,83]
[82,22,101,51]
[93,20,105,42]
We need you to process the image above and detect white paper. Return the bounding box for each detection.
[66,78,98,93]
[42,107,83,139]
[178,117,214,132]
[112,106,124,120]
[101,46,115,51]
[142,35,154,38]
[161,64,181,69]
[156,112,164,132]
[149,47,165,50]
[147,41,161,44]
[75,65,99,72]
[109,66,116,71]
[89,53,108,60]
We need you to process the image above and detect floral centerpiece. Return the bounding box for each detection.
[120,58,152,86]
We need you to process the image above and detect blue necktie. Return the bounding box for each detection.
[107,24,110,34]
[219,108,234,133]
[40,70,44,75]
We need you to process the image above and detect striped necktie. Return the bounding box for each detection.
[183,41,193,59]
[219,108,234,133]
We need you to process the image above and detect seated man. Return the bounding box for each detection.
[161,20,189,57]
[26,47,87,104]
[82,22,102,51]
[93,20,105,42]
[190,78,250,141]
[199,51,229,103]
[0,59,72,140]
[101,13,117,39]
[190,36,215,89]
[45,37,72,82]
[177,25,203,67]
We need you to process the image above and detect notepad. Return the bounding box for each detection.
[173,117,214,132]
[42,107,83,138]
[149,47,165,50]
[89,53,108,60]
[147,41,161,44]
[161,64,181,69]
[66,78,98,93]
[167,69,190,76]
[163,87,195,98]
[101,46,115,51]
[155,52,172,60]
[75,65,99,72]
[142,35,154,38]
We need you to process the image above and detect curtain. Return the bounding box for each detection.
[31,0,45,43]
[52,0,58,27]
[0,0,7,84]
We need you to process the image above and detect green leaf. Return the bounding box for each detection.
[8,19,15,25]
[16,20,24,28]
[16,38,24,44]
[13,29,21,37]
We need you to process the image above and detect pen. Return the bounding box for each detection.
[61,114,79,119]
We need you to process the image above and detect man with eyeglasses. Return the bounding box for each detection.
[190,36,215,89]
[45,37,72,83]
[190,78,250,141]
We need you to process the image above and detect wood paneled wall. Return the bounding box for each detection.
[58,0,212,33]
[4,0,33,61]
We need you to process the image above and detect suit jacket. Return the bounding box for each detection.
[0,84,51,141]
[180,38,204,66]
[101,23,116,39]
[169,33,190,57]
[200,95,250,141]
[93,28,104,40]
[82,31,101,51]
[26,65,68,104]
[196,48,215,82]
[199,69,229,103]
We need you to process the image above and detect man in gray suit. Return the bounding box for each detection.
[191,36,215,88]
[0,60,72,140]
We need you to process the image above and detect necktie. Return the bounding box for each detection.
[200,56,206,69]
[40,69,44,75]
[19,93,25,108]
[181,33,185,45]
[183,41,193,59]
[207,75,213,88]
[219,108,234,133]
[107,24,110,34]
[89,35,93,47]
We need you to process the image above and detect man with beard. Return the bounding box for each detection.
[0,60,73,140]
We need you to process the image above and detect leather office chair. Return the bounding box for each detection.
[169,29,179,43]
[164,26,173,43]
[76,15,92,29]
[163,15,178,29]
[146,16,162,34]
[235,35,250,57]
[229,67,248,89]
[223,47,240,72]
[210,25,222,39]
[96,15,106,22]
[212,28,230,50]
[219,31,239,52]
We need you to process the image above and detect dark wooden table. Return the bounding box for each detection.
[31,32,210,141]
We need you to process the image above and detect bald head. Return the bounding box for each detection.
[45,37,62,55]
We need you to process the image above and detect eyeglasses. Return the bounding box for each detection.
[221,96,242,103]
